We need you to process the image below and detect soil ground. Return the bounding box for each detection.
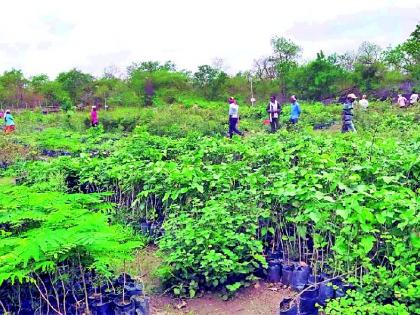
[150,281,293,315]
[128,247,295,315]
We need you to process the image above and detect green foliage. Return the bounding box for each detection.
[323,290,413,315]
[289,51,350,99]
[0,69,27,107]
[193,65,228,100]
[270,36,301,95]
[56,68,94,105]
[0,185,142,285]
[158,200,266,297]
[1,100,419,308]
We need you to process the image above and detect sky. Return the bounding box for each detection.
[0,0,418,78]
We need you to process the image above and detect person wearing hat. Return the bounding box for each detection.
[90,105,99,127]
[289,95,301,124]
[266,95,281,132]
[4,110,15,133]
[342,94,357,133]
[227,97,243,138]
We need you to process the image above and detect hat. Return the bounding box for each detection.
[347,93,358,99]
[92,105,96,109]
[290,95,297,101]
[228,97,235,104]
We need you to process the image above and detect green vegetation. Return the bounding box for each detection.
[0,23,418,315]
[0,100,418,313]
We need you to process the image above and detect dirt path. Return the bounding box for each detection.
[150,281,294,315]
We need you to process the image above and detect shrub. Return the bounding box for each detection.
[157,200,266,298]
[0,185,142,286]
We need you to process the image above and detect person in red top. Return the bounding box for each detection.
[90,106,99,127]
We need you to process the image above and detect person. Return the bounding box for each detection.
[397,94,407,108]
[228,97,243,138]
[289,95,301,124]
[4,110,15,133]
[266,95,281,132]
[359,95,369,110]
[342,94,357,133]
[409,91,418,106]
[0,110,3,119]
[90,106,99,127]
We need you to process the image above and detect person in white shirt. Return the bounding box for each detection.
[397,94,408,108]
[359,95,369,110]
[228,97,243,138]
[409,91,418,106]
[266,95,281,132]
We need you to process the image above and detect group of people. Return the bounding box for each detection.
[397,92,418,108]
[228,90,419,137]
[0,106,98,135]
[342,91,418,133]
[227,95,302,138]
[1,91,418,135]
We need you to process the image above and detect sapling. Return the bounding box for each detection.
[77,253,90,315]
[57,265,68,315]
[0,300,9,315]
[33,274,63,315]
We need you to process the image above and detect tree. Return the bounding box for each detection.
[357,41,382,65]
[290,51,349,100]
[193,65,227,100]
[56,69,94,105]
[336,52,358,72]
[37,81,73,110]
[253,57,276,80]
[383,24,420,83]
[29,74,50,92]
[354,42,385,91]
[270,36,302,96]
[0,69,27,108]
[127,60,176,77]
[126,61,184,105]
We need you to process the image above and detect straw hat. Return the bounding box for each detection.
[347,93,358,99]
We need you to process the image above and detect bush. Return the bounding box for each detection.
[157,200,266,298]
[145,104,226,137]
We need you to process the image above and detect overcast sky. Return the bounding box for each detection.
[0,0,418,78]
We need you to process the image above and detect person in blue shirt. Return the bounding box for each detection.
[290,95,301,124]
[4,110,15,133]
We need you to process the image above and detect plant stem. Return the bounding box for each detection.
[78,252,90,314]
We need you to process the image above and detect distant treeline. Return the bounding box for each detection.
[0,24,418,110]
